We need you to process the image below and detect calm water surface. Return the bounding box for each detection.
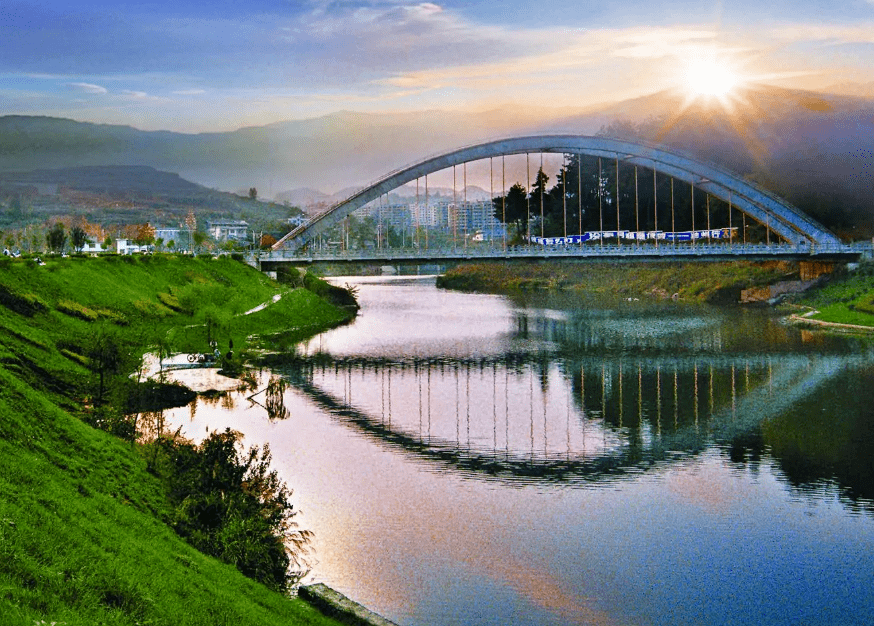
[162,276,874,626]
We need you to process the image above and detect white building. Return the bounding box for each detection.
[115,239,151,255]
[207,220,249,241]
[79,241,106,254]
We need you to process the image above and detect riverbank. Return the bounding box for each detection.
[787,261,874,330]
[436,260,804,303]
[0,253,356,625]
[436,258,874,330]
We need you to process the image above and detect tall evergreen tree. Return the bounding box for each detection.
[71,226,88,252]
[529,168,551,238]
[492,182,528,242]
[46,222,66,253]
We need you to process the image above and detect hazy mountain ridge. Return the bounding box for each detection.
[0,164,300,233]
[0,165,206,196]
[274,184,492,212]
[1,86,872,236]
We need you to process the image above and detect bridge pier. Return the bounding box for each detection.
[799,260,838,281]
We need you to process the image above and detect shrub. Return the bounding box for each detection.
[275,265,302,287]
[303,272,358,308]
[145,429,311,592]
[854,296,874,316]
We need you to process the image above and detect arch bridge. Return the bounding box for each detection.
[272,135,846,257]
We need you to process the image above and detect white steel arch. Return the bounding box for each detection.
[273,135,841,251]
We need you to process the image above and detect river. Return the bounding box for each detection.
[159,275,874,626]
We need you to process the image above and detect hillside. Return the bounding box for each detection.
[0,254,353,625]
[0,164,302,232]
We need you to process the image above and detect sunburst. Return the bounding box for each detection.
[685,58,739,98]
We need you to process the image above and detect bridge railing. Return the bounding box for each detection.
[253,241,872,263]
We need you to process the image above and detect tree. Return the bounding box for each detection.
[102,235,113,251]
[541,156,586,237]
[493,182,529,241]
[192,230,207,252]
[529,167,552,238]
[148,428,312,591]
[46,222,67,253]
[86,325,125,405]
[133,223,156,247]
[71,226,88,252]
[9,196,23,220]
[185,209,197,252]
[248,187,258,200]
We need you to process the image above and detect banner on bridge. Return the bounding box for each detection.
[528,228,738,246]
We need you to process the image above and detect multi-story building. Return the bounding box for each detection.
[453,200,506,241]
[154,227,183,248]
[206,220,249,241]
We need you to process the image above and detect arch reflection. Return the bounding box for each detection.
[278,350,871,487]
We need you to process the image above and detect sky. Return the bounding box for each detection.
[2,0,874,132]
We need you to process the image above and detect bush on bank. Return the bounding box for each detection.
[145,429,312,592]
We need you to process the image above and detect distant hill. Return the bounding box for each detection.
[0,164,300,231]
[0,110,553,196]
[1,86,872,237]
[276,183,493,212]
[0,165,206,196]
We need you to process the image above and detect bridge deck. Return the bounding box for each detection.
[254,242,872,265]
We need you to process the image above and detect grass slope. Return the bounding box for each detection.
[0,254,353,625]
[794,262,874,327]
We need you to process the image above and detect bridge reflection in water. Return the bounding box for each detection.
[156,276,874,626]
[276,347,870,486]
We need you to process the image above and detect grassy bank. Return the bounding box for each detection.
[436,260,797,303]
[0,254,353,625]
[791,261,874,328]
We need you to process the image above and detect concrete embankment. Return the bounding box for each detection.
[739,277,824,303]
[299,584,399,626]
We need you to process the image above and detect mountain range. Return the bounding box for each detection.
[1,84,872,236]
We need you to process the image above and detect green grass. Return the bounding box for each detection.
[807,304,874,326]
[797,263,874,327]
[0,254,354,625]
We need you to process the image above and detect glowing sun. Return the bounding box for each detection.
[685,58,740,97]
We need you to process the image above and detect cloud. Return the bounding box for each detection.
[296,2,544,73]
[608,27,721,59]
[67,82,107,94]
[370,26,724,97]
[4,1,874,131]
[120,90,162,102]
[766,23,874,45]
